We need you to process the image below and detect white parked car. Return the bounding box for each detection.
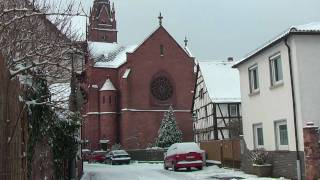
[105,150,131,165]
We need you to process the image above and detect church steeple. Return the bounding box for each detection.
[88,0,117,43]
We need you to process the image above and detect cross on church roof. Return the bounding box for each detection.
[184,36,188,47]
[158,12,163,26]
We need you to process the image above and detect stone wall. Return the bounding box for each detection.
[127,149,166,161]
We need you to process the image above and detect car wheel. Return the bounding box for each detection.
[164,163,168,170]
[198,166,203,170]
[187,167,191,171]
[111,161,114,165]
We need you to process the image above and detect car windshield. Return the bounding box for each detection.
[94,151,107,155]
[112,150,128,155]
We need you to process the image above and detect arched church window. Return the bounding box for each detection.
[160,44,164,56]
[150,76,173,101]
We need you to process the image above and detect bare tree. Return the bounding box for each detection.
[0,0,88,179]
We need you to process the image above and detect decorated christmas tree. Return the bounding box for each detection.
[155,105,183,148]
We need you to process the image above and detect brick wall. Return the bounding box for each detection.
[303,123,320,179]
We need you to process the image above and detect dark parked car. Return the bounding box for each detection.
[88,150,108,163]
[105,150,131,165]
[164,142,204,171]
[81,149,91,162]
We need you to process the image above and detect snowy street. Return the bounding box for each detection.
[81,162,283,180]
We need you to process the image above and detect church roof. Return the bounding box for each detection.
[88,41,137,68]
[100,78,117,91]
[131,26,193,58]
[198,61,241,103]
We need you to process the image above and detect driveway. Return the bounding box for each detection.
[81,162,284,180]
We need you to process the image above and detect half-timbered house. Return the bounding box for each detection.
[192,60,241,142]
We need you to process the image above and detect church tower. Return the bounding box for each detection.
[88,0,117,43]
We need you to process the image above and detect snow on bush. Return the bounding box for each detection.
[154,105,183,148]
[249,148,269,165]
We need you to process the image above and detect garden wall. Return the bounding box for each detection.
[127,149,166,161]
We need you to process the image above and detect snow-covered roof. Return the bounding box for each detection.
[70,15,88,41]
[49,83,70,109]
[100,78,116,91]
[234,22,320,68]
[184,47,194,57]
[88,41,137,68]
[199,61,241,103]
[45,0,91,41]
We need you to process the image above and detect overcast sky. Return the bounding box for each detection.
[76,0,320,61]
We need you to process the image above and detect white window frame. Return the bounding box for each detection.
[253,123,264,149]
[248,65,259,94]
[269,53,283,86]
[274,120,289,150]
[229,104,238,117]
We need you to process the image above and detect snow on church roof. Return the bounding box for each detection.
[88,41,137,68]
[100,78,117,91]
[198,61,241,103]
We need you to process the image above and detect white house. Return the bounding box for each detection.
[233,22,320,179]
[192,60,241,143]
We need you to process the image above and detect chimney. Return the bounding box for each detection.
[227,57,233,62]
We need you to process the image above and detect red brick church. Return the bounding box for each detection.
[81,0,196,150]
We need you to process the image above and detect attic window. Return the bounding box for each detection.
[160,44,164,56]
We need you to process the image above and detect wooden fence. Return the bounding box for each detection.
[200,138,241,169]
[0,56,27,180]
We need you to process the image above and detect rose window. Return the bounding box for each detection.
[150,76,173,101]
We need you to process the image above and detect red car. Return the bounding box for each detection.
[164,142,204,171]
[88,150,108,163]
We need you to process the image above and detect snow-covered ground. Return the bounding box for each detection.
[81,162,285,180]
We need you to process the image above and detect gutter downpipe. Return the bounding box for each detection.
[285,36,302,180]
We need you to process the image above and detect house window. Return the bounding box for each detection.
[109,96,112,104]
[253,124,264,148]
[270,54,283,86]
[248,65,259,93]
[103,96,105,104]
[229,104,238,117]
[275,120,289,150]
